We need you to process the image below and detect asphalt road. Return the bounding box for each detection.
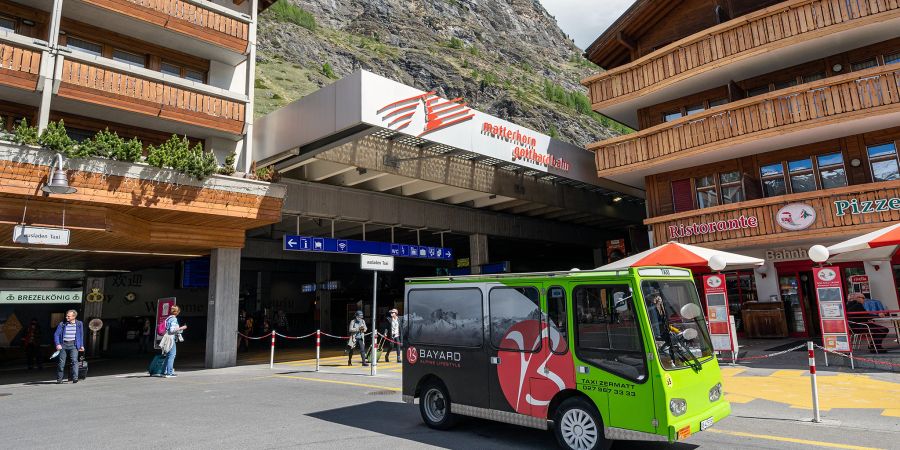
[0,358,897,450]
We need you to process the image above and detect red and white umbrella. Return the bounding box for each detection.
[826,222,900,262]
[596,242,763,271]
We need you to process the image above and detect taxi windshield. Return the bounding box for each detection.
[641,280,714,370]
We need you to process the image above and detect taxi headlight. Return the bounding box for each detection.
[670,398,687,416]
[709,383,722,402]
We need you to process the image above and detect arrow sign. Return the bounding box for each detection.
[287,238,298,248]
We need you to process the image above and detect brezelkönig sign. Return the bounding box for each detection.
[0,290,83,304]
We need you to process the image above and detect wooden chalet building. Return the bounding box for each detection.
[0,0,283,368]
[584,0,900,338]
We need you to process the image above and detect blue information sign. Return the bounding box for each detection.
[283,235,453,261]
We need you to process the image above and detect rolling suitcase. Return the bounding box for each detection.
[148,354,166,377]
[77,353,88,380]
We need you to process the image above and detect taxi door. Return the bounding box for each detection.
[572,282,658,435]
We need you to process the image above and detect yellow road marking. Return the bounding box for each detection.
[274,374,400,392]
[706,429,882,450]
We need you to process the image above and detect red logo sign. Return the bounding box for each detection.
[496,320,575,418]
[379,91,474,137]
[406,346,418,365]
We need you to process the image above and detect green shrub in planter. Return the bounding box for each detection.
[217,152,236,176]
[12,118,40,146]
[38,120,75,155]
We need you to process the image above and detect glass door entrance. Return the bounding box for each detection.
[778,272,819,337]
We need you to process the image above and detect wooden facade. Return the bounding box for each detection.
[0,40,42,91]
[645,179,900,249]
[589,64,900,176]
[80,0,251,53]
[0,146,283,257]
[645,126,900,217]
[583,0,900,109]
[57,57,246,135]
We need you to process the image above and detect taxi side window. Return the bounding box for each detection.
[573,284,647,382]
[547,286,569,354]
[489,286,541,352]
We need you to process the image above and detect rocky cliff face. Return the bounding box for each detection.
[256,0,628,147]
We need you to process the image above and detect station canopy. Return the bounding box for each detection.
[254,70,644,228]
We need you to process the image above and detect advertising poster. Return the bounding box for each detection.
[812,267,851,353]
[703,274,733,352]
[154,297,176,349]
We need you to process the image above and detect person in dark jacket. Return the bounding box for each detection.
[22,319,43,370]
[847,293,888,353]
[53,310,84,383]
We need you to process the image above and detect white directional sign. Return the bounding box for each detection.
[13,225,70,246]
[360,254,395,271]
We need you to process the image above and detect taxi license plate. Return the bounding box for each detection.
[700,417,714,431]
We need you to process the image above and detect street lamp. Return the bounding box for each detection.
[42,153,76,194]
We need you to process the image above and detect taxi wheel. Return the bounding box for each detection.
[553,397,611,450]
[419,380,457,430]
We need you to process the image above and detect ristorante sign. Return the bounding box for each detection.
[667,215,759,239]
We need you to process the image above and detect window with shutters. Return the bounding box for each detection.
[671,179,694,213]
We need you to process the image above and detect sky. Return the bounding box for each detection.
[540,0,636,50]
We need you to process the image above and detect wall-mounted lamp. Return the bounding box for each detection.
[832,63,843,73]
[42,153,77,194]
[612,196,623,203]
[21,19,36,27]
[850,158,861,167]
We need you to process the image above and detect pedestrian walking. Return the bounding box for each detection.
[347,311,369,366]
[137,318,152,353]
[240,314,254,351]
[22,318,43,370]
[160,305,187,378]
[53,310,84,384]
[383,309,402,363]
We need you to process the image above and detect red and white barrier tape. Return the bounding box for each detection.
[274,331,316,340]
[716,343,807,363]
[237,332,271,340]
[814,344,900,369]
[376,332,402,345]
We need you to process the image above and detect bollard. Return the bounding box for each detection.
[269,330,276,370]
[371,333,378,376]
[315,329,321,372]
[808,341,821,423]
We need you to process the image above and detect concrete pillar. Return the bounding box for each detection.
[864,261,899,310]
[37,0,64,132]
[470,234,489,275]
[316,262,332,333]
[592,248,604,269]
[205,248,241,369]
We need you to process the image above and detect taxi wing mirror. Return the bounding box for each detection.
[680,303,702,320]
[682,328,699,340]
[612,292,631,313]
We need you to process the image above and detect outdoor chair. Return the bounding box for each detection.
[848,321,878,354]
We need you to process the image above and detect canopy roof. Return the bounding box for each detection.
[827,222,900,262]
[597,242,763,271]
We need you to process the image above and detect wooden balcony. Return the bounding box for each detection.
[0,38,43,91]
[57,52,246,135]
[588,64,900,180]
[81,0,250,54]
[582,0,900,113]
[645,180,900,249]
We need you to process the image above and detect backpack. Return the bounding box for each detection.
[157,318,168,336]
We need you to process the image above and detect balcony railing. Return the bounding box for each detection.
[57,52,246,135]
[82,0,250,53]
[588,64,900,176]
[582,0,900,109]
[645,180,900,248]
[0,35,44,91]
